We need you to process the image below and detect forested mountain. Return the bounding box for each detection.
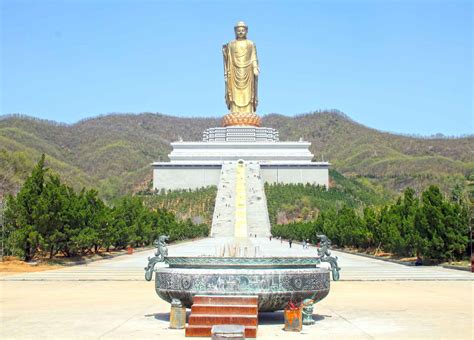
[1,111,472,200]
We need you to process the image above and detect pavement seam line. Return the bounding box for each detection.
[328,307,375,340]
[97,308,145,339]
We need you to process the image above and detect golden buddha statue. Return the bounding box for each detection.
[222,21,261,127]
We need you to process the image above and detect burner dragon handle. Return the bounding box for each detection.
[145,235,169,281]
[317,234,341,281]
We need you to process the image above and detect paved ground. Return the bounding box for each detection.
[2,238,472,281]
[1,238,473,339]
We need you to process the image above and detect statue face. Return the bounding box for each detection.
[234,26,248,39]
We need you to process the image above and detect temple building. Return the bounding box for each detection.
[151,122,329,191]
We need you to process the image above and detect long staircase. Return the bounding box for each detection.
[210,161,271,237]
[246,162,271,237]
[234,161,248,237]
[210,162,236,237]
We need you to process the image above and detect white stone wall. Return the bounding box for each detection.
[153,164,329,191]
[261,166,329,188]
[153,166,221,191]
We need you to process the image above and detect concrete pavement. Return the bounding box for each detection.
[2,238,472,282]
[1,280,472,339]
[1,237,473,339]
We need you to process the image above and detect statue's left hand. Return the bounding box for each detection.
[253,68,259,76]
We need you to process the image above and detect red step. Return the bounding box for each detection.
[191,304,258,315]
[186,295,259,338]
[193,295,258,305]
[189,314,257,326]
[185,325,257,338]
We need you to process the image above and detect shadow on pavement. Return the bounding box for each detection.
[258,311,284,325]
[145,311,192,322]
[259,311,328,325]
[145,312,169,322]
[147,310,329,326]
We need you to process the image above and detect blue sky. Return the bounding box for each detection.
[1,0,472,136]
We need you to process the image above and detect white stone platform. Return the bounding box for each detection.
[203,126,279,142]
[152,125,329,191]
[166,140,314,163]
[152,161,329,191]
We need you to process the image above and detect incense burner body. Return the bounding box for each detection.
[153,257,330,312]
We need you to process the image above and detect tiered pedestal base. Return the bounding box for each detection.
[222,112,261,127]
[202,126,279,142]
[185,295,258,337]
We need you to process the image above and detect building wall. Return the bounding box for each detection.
[153,166,221,191]
[153,164,329,191]
[260,166,329,188]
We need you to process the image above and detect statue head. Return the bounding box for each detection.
[159,235,169,242]
[234,21,248,40]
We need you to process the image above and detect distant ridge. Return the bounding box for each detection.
[1,110,472,200]
[3,110,471,139]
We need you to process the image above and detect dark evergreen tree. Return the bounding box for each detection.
[4,154,47,260]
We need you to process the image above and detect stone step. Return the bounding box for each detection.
[191,304,258,315]
[193,295,258,305]
[210,162,237,237]
[245,163,271,237]
[188,314,258,327]
[185,325,257,338]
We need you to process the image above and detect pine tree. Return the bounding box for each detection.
[4,154,47,260]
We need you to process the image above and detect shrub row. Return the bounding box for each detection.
[271,186,469,262]
[3,155,209,260]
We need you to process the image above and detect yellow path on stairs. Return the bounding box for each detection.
[234,162,248,237]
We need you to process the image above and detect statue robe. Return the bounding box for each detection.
[223,39,259,113]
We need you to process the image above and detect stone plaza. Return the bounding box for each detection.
[1,238,472,339]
